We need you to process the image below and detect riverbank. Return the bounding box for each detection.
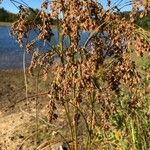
[0,22,13,27]
[0,68,52,115]
[0,22,58,29]
[0,69,53,149]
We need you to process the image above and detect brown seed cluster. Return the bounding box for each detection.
[11,0,150,149]
[11,8,30,47]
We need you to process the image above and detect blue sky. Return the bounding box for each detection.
[0,0,131,13]
[0,0,44,13]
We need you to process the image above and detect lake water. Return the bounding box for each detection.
[0,27,23,69]
[0,26,90,69]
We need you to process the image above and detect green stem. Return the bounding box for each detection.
[63,100,74,148]
[130,119,137,150]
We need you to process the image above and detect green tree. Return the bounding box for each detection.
[0,7,17,22]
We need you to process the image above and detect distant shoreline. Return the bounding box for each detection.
[0,22,13,27]
[0,22,58,29]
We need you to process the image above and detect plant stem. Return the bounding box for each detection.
[35,70,39,149]
[23,50,28,105]
[63,100,74,149]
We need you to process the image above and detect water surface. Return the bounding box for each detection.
[0,27,90,69]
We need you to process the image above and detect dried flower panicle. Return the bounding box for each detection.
[11,0,150,149]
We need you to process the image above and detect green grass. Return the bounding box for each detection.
[0,22,13,26]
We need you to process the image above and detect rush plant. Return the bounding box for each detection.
[11,0,150,149]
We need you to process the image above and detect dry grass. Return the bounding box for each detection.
[2,0,150,149]
[0,22,12,26]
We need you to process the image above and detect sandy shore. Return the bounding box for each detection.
[0,69,52,149]
[0,69,25,114]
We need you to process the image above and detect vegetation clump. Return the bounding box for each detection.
[10,0,150,149]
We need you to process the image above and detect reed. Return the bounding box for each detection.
[10,0,150,149]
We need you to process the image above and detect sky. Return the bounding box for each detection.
[0,0,44,13]
[0,0,131,14]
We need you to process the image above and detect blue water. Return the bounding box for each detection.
[0,27,90,69]
[0,27,23,69]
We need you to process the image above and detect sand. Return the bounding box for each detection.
[0,69,51,149]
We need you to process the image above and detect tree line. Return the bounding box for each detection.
[0,7,58,25]
[121,11,150,30]
[0,7,17,22]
